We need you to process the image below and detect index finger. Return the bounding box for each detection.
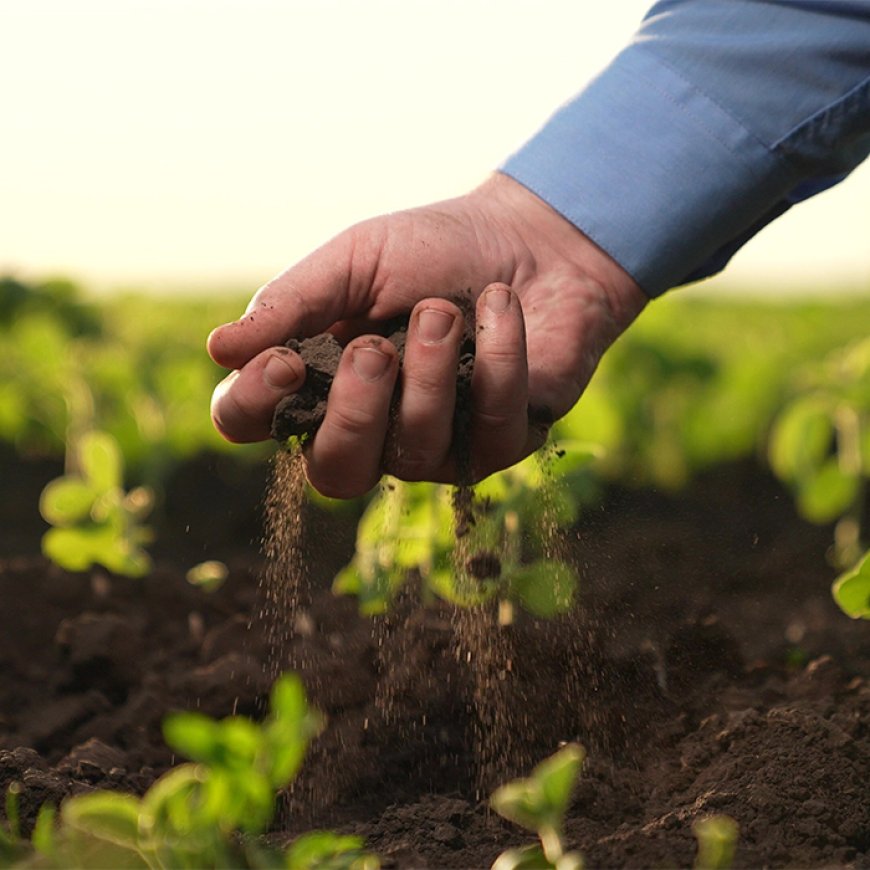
[207,228,365,370]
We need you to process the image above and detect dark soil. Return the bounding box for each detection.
[270,310,477,451]
[1,450,868,869]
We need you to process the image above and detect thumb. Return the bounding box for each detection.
[207,228,365,370]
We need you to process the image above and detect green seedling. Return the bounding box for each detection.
[489,743,585,870]
[39,430,154,577]
[0,783,60,866]
[769,336,869,569]
[186,559,229,592]
[692,814,739,870]
[334,444,596,618]
[3,674,378,869]
[832,549,870,619]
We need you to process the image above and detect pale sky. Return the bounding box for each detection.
[1,0,868,295]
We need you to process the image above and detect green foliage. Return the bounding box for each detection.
[0,276,101,337]
[692,814,739,870]
[285,831,379,870]
[566,296,870,490]
[333,445,594,617]
[832,550,870,619]
[3,675,378,869]
[490,744,585,870]
[1,783,58,867]
[39,431,154,577]
[768,336,869,569]
[0,276,264,474]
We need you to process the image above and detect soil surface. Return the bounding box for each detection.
[1,449,868,869]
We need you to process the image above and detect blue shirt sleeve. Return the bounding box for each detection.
[500,0,870,297]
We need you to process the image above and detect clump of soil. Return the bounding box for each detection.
[270,336,343,441]
[270,308,476,447]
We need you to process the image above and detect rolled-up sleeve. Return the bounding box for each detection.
[500,0,870,297]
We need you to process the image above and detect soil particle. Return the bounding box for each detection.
[466,551,501,580]
[58,738,127,781]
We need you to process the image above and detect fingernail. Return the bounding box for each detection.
[485,287,511,313]
[417,308,455,343]
[352,346,391,381]
[263,352,300,389]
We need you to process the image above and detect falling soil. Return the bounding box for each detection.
[1,449,869,868]
[257,449,309,683]
[266,306,533,793]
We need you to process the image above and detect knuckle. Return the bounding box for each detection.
[472,405,518,433]
[388,450,437,482]
[403,368,449,399]
[327,404,379,439]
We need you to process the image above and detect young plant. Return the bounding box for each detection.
[692,814,739,870]
[4,675,379,869]
[39,430,154,577]
[768,336,869,566]
[768,336,870,617]
[333,443,597,618]
[489,743,585,870]
[832,549,870,620]
[0,783,55,867]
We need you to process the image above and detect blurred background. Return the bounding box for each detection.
[1,0,868,576]
[2,0,868,296]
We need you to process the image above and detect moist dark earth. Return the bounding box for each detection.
[1,448,868,869]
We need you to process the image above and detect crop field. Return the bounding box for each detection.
[0,276,868,868]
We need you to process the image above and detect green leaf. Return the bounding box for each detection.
[269,673,308,722]
[186,560,228,592]
[693,814,739,870]
[491,844,552,870]
[163,712,222,763]
[139,764,207,839]
[285,830,379,870]
[832,551,870,619]
[267,675,324,787]
[42,521,151,577]
[42,526,106,572]
[509,562,577,618]
[333,562,395,615]
[39,478,96,525]
[78,430,124,492]
[768,396,833,482]
[31,804,57,856]
[60,792,150,867]
[490,744,585,835]
[796,459,859,524]
[536,746,585,815]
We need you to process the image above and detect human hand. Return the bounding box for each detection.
[207,172,647,498]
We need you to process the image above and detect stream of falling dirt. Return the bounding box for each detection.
[449,484,525,798]
[257,448,310,686]
[255,442,599,801]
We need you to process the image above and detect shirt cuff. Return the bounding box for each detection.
[500,46,799,297]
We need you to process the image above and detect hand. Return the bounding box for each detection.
[207,172,647,498]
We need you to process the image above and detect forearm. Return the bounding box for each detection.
[501,0,870,297]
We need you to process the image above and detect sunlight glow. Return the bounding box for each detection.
[1,0,868,294]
